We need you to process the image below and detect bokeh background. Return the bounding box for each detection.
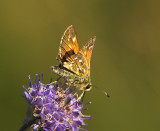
[0,0,160,131]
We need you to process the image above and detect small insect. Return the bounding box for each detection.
[51,25,96,99]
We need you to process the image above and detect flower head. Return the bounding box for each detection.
[23,75,91,131]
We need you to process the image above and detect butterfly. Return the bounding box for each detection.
[51,25,96,98]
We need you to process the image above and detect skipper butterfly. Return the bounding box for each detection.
[52,25,96,97]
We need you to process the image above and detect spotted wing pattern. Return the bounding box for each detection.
[63,52,88,76]
[63,37,96,77]
[57,25,79,63]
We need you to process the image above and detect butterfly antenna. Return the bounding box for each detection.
[104,91,110,98]
[92,85,110,98]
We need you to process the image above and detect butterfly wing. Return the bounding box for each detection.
[63,37,96,77]
[79,36,96,70]
[63,53,88,76]
[57,25,79,63]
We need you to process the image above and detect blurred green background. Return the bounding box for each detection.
[0,0,160,131]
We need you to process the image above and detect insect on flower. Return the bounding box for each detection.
[51,25,96,99]
[20,75,92,131]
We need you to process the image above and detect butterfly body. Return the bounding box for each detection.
[52,65,90,91]
[52,25,95,92]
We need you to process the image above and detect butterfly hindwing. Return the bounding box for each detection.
[63,37,96,77]
[63,52,88,76]
[57,25,79,63]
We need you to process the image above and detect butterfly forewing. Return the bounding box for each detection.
[57,25,79,63]
[79,36,96,69]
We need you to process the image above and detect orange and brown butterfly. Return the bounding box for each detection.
[51,25,96,97]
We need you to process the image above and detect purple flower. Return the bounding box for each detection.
[22,75,92,131]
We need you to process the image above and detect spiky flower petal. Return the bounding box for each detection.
[22,75,91,131]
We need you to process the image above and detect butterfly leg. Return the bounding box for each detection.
[78,90,85,102]
[46,77,62,86]
[81,91,86,102]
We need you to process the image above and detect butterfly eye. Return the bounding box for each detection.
[85,84,92,91]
